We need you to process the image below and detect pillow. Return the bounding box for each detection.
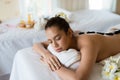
[50,8,72,23]
[47,44,80,67]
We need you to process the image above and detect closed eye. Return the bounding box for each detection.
[55,36,61,40]
[48,40,52,43]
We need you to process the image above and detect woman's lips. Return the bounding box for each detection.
[55,48,62,52]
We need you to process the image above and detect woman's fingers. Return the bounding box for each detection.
[47,59,57,71]
[54,56,62,68]
[41,54,62,71]
[46,56,61,71]
[50,58,58,69]
[40,57,46,64]
[50,56,62,70]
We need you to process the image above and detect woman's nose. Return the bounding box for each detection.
[52,41,58,47]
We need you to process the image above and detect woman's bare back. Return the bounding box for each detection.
[93,34,120,62]
[97,35,120,61]
[77,34,120,62]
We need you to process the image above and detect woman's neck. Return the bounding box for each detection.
[70,35,79,50]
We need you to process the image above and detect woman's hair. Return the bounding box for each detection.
[45,17,70,33]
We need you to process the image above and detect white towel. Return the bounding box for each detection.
[47,44,80,67]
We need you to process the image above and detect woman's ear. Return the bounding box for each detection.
[67,28,73,37]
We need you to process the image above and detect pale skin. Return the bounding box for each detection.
[33,26,120,80]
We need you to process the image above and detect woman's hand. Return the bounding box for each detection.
[33,43,62,71]
[40,52,62,71]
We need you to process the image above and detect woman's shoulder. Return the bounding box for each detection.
[77,34,103,47]
[78,34,102,41]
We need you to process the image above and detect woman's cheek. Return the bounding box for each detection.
[61,39,68,47]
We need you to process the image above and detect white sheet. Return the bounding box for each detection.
[70,10,120,32]
[1,10,120,76]
[0,23,46,75]
[10,47,103,80]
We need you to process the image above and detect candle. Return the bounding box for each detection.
[28,14,31,24]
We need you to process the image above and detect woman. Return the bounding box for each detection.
[33,16,120,80]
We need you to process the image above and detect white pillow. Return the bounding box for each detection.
[47,44,80,67]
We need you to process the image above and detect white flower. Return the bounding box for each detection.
[103,60,118,73]
[101,56,120,80]
[103,61,111,72]
[55,12,70,22]
[110,63,118,73]
[113,72,120,80]
[102,70,111,79]
[117,57,120,67]
[102,70,115,80]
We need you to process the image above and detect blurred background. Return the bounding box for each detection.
[0,0,120,22]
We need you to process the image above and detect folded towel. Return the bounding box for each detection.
[47,44,80,67]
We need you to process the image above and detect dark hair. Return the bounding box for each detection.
[45,17,70,33]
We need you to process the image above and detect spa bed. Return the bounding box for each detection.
[1,9,120,77]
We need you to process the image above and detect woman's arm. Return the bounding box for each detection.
[54,38,98,80]
[33,41,62,71]
[55,67,76,80]
[33,42,77,80]
[33,41,49,57]
[54,51,97,80]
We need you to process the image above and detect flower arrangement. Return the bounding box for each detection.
[102,56,120,80]
[55,12,70,22]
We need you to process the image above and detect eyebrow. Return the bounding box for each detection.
[48,34,60,41]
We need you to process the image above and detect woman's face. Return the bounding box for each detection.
[45,26,72,52]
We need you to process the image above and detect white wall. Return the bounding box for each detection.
[19,0,89,18]
[89,0,117,12]
[55,0,89,11]
[0,0,20,21]
[1,0,118,21]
